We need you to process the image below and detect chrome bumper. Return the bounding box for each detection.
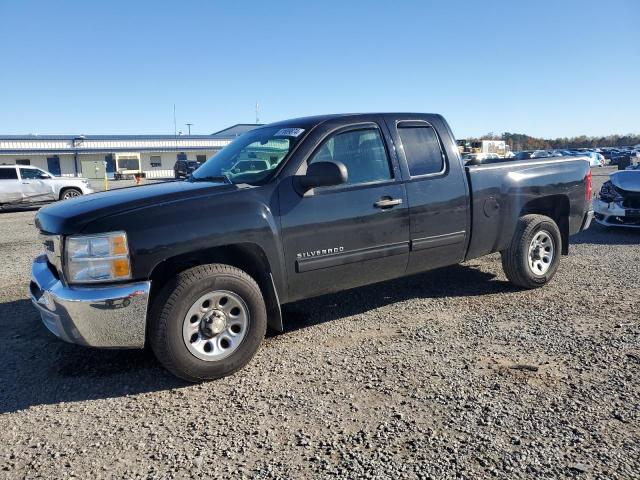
[581,209,594,230]
[30,255,150,348]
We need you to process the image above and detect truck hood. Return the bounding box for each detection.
[610,170,640,193]
[36,180,235,234]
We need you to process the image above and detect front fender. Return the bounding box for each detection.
[80,185,287,301]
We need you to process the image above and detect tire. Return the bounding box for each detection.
[149,264,267,382]
[59,188,82,200]
[501,214,562,289]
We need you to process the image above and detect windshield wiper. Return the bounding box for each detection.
[191,174,231,184]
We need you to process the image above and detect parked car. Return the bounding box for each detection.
[512,151,533,160]
[30,113,594,381]
[582,151,605,167]
[0,165,93,208]
[462,152,501,164]
[531,150,551,158]
[174,159,202,178]
[593,169,640,228]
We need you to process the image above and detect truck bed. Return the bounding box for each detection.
[464,156,591,261]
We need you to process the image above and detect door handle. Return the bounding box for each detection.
[374,197,403,209]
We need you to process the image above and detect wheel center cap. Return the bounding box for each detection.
[200,310,227,338]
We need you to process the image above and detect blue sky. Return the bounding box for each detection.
[0,0,638,138]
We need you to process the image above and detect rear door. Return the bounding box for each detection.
[279,119,410,301]
[383,116,470,274]
[0,167,22,203]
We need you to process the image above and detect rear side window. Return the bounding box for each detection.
[0,168,18,180]
[398,125,444,176]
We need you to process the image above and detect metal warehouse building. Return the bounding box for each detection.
[0,124,260,179]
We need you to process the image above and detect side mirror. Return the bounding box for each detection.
[297,161,348,192]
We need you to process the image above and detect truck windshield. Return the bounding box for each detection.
[192,126,305,184]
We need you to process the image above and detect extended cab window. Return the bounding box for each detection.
[310,128,392,186]
[0,168,18,180]
[399,125,444,176]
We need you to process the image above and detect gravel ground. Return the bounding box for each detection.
[1,168,638,479]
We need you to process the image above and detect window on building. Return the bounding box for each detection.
[118,158,140,171]
[398,125,445,176]
[150,156,162,168]
[309,128,392,186]
[0,168,18,180]
[16,159,30,166]
[196,155,207,164]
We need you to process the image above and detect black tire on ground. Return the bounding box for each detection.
[59,188,82,200]
[501,214,562,289]
[148,264,267,382]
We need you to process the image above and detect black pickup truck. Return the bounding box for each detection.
[30,113,594,381]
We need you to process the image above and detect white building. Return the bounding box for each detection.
[0,124,260,179]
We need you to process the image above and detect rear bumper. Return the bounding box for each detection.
[581,209,594,230]
[30,255,150,348]
[593,198,640,228]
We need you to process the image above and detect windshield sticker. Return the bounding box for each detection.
[275,128,305,137]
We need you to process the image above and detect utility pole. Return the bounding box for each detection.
[186,123,193,135]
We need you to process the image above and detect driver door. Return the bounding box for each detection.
[279,121,410,302]
[18,168,55,202]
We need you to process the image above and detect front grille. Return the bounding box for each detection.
[30,280,43,299]
[40,233,63,274]
[622,197,640,209]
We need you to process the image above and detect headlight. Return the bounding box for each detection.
[65,231,131,283]
[599,180,622,203]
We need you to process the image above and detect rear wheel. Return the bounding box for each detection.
[501,214,561,289]
[149,264,267,382]
[60,188,82,200]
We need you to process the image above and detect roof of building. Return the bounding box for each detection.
[210,124,263,138]
[0,123,264,149]
[0,134,223,141]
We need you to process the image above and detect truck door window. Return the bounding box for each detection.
[309,128,392,185]
[19,168,42,180]
[398,125,445,176]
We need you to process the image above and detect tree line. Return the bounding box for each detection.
[469,132,640,151]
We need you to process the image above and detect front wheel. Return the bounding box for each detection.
[149,264,267,382]
[60,188,82,200]
[501,214,562,289]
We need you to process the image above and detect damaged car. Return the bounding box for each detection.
[593,169,640,228]
[0,165,93,208]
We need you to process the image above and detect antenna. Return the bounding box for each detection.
[255,101,260,124]
[173,104,177,137]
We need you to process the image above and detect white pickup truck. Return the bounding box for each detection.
[0,165,93,207]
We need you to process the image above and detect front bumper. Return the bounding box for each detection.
[30,255,151,348]
[593,198,640,228]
